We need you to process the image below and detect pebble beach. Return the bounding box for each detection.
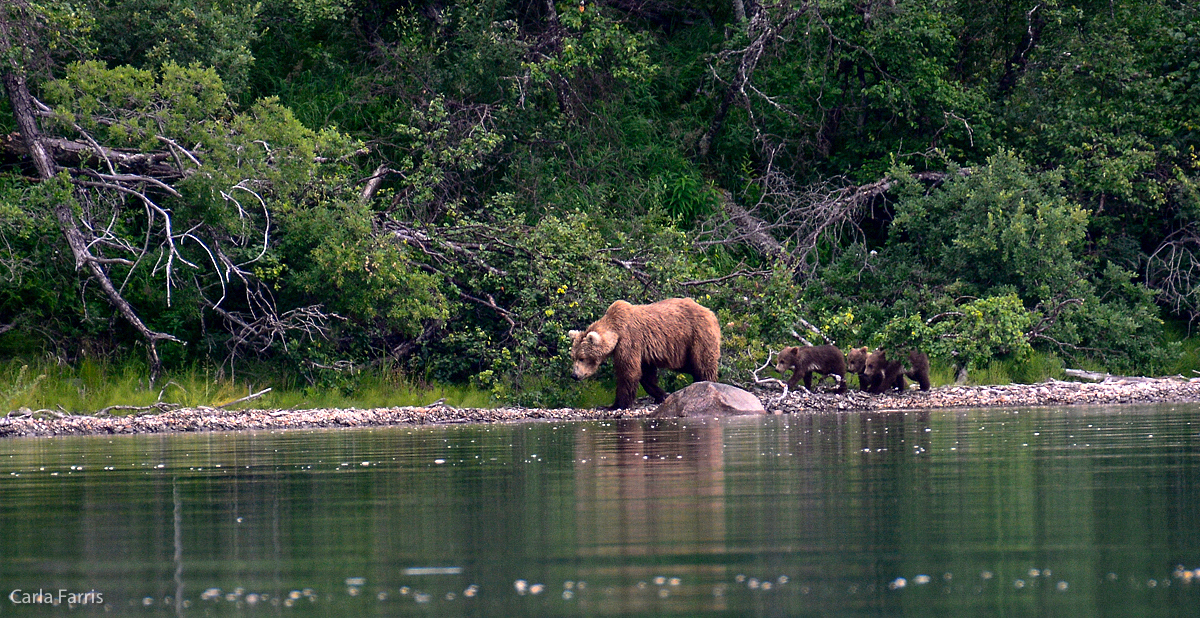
[3,376,1200,439]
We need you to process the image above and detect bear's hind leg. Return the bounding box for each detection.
[640,364,669,403]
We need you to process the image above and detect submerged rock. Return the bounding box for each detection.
[650,381,767,418]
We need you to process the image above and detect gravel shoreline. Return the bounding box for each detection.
[3,376,1200,438]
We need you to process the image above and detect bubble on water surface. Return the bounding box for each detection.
[889,578,907,590]
[913,575,931,585]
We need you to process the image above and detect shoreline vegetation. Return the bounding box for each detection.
[5,375,1200,439]
[1,2,1199,411]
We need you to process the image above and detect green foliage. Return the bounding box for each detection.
[891,151,1089,304]
[869,294,1032,372]
[87,0,260,93]
[306,237,447,334]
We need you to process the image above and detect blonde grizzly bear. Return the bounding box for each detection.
[568,298,721,409]
[775,344,847,393]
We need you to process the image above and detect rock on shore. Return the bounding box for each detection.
[3,376,1200,438]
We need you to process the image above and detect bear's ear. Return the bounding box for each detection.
[587,331,603,345]
[568,330,582,342]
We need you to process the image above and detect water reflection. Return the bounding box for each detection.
[0,405,1197,616]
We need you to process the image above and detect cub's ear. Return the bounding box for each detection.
[587,331,602,345]
[568,330,582,342]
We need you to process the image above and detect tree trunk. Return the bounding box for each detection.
[1,70,179,378]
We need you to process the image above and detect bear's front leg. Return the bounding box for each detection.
[610,379,639,409]
[608,357,641,410]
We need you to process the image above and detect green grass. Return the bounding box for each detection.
[3,336,1196,416]
[0,358,497,415]
[1162,321,1200,377]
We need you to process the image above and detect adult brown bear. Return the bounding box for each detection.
[775,345,847,393]
[568,298,721,409]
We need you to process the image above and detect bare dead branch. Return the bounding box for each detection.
[926,311,965,325]
[697,2,808,158]
[1146,225,1200,325]
[382,217,509,278]
[1026,298,1084,339]
[609,256,653,288]
[678,269,773,287]
[796,317,833,345]
[751,349,789,392]
[360,164,391,203]
[217,387,273,409]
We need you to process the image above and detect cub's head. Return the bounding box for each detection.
[567,328,619,380]
[863,349,888,376]
[845,346,870,373]
[775,346,800,375]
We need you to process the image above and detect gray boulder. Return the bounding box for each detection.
[650,381,766,418]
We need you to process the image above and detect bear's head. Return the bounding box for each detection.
[774,346,800,375]
[845,346,869,373]
[863,349,888,377]
[568,328,619,380]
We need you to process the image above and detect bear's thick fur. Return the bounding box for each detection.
[775,344,847,393]
[863,349,931,393]
[568,298,721,409]
[844,346,875,392]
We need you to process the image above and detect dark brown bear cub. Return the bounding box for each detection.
[775,344,847,393]
[845,346,875,392]
[863,349,931,393]
[568,298,721,410]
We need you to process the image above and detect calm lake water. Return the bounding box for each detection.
[1,404,1199,616]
